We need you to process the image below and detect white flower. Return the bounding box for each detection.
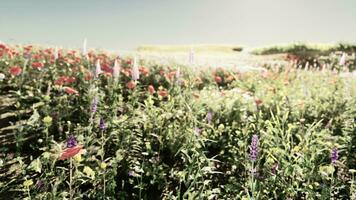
[95,59,102,78]
[131,57,140,81]
[82,38,87,56]
[0,73,5,81]
[54,47,59,60]
[113,59,121,80]
[339,52,346,66]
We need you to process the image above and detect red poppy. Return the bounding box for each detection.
[84,71,93,81]
[32,62,44,70]
[127,80,136,89]
[148,85,155,95]
[255,99,263,106]
[215,76,222,84]
[158,89,168,97]
[59,145,84,160]
[139,66,149,76]
[64,87,79,95]
[9,66,22,76]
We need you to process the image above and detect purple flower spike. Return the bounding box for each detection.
[67,135,77,148]
[99,118,105,130]
[91,97,98,114]
[206,111,213,124]
[331,148,338,165]
[249,134,259,162]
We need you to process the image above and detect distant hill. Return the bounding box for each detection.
[136,44,243,53]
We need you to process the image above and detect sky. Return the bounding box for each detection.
[1,0,356,50]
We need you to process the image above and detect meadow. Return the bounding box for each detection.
[0,43,355,199]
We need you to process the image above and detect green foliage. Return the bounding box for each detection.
[0,44,355,199]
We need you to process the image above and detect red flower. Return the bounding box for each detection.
[215,76,222,84]
[64,87,78,95]
[126,80,136,89]
[9,66,22,76]
[59,145,84,160]
[255,99,263,106]
[32,62,44,70]
[148,85,155,95]
[158,89,168,97]
[84,71,93,81]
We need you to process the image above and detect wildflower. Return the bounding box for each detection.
[99,118,105,130]
[42,116,53,126]
[23,179,34,187]
[91,97,98,114]
[95,59,102,78]
[64,87,78,95]
[73,154,83,162]
[67,135,77,148]
[9,66,22,76]
[35,180,44,190]
[206,111,213,124]
[113,59,121,80]
[53,47,59,60]
[249,134,259,162]
[158,89,168,97]
[100,162,107,170]
[83,166,95,179]
[32,62,44,70]
[215,76,222,84]
[59,145,84,160]
[188,48,194,64]
[331,148,338,165]
[0,73,5,81]
[126,80,136,89]
[131,57,140,81]
[339,52,346,66]
[128,170,136,177]
[82,38,87,56]
[255,99,263,106]
[148,85,155,95]
[194,127,202,136]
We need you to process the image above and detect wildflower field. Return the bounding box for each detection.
[0,44,355,199]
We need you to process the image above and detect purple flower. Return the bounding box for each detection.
[249,134,259,162]
[99,118,105,130]
[36,180,44,190]
[128,170,136,177]
[194,127,201,136]
[206,111,213,124]
[91,97,98,114]
[331,148,338,165]
[67,135,77,148]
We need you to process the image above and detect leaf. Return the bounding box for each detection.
[28,158,42,173]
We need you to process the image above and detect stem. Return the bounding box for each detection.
[27,187,31,200]
[70,157,73,200]
[251,162,255,200]
[330,171,334,199]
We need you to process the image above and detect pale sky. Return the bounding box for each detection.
[1,0,355,50]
